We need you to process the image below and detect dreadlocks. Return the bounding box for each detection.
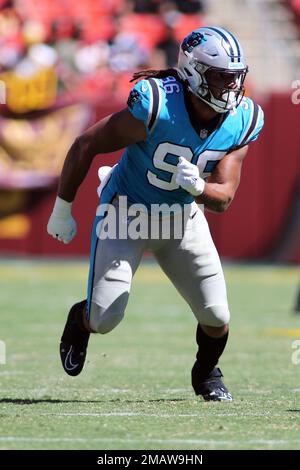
[130,68,183,83]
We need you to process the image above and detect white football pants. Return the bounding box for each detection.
[88,196,230,333]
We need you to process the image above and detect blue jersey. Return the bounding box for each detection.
[105,75,264,208]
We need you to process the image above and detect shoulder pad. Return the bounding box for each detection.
[127,78,163,134]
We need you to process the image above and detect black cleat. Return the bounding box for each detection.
[60,300,90,376]
[197,367,233,402]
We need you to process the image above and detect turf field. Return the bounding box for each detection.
[0,260,299,450]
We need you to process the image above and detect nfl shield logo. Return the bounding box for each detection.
[200,129,208,139]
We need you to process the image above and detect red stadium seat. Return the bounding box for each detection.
[62,0,124,22]
[118,13,166,48]
[80,16,116,43]
[172,14,204,43]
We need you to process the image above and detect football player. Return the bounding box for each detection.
[47,27,264,401]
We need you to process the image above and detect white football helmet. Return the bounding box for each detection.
[178,27,248,113]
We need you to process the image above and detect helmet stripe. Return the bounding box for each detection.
[223,28,241,62]
[205,27,239,62]
[217,27,241,61]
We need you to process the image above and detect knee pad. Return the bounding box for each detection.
[89,293,128,334]
[195,303,230,328]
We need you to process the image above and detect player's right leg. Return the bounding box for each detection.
[59,195,145,376]
[153,205,232,401]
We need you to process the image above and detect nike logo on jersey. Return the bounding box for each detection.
[141,81,148,93]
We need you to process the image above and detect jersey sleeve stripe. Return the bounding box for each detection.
[148,78,161,132]
[238,100,254,145]
[239,102,259,146]
[146,80,153,128]
[238,101,256,147]
[244,105,263,144]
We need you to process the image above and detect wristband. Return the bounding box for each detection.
[53,196,72,217]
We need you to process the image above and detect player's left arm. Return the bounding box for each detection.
[196,145,249,213]
[176,146,249,213]
[196,99,264,212]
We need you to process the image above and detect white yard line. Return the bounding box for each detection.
[0,388,137,394]
[0,437,299,446]
[0,371,25,376]
[39,411,233,418]
[39,411,283,418]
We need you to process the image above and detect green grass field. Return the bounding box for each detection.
[0,260,300,450]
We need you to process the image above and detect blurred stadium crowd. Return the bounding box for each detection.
[0,0,207,110]
[0,0,299,264]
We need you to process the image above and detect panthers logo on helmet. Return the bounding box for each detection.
[182,31,207,53]
[127,89,142,109]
